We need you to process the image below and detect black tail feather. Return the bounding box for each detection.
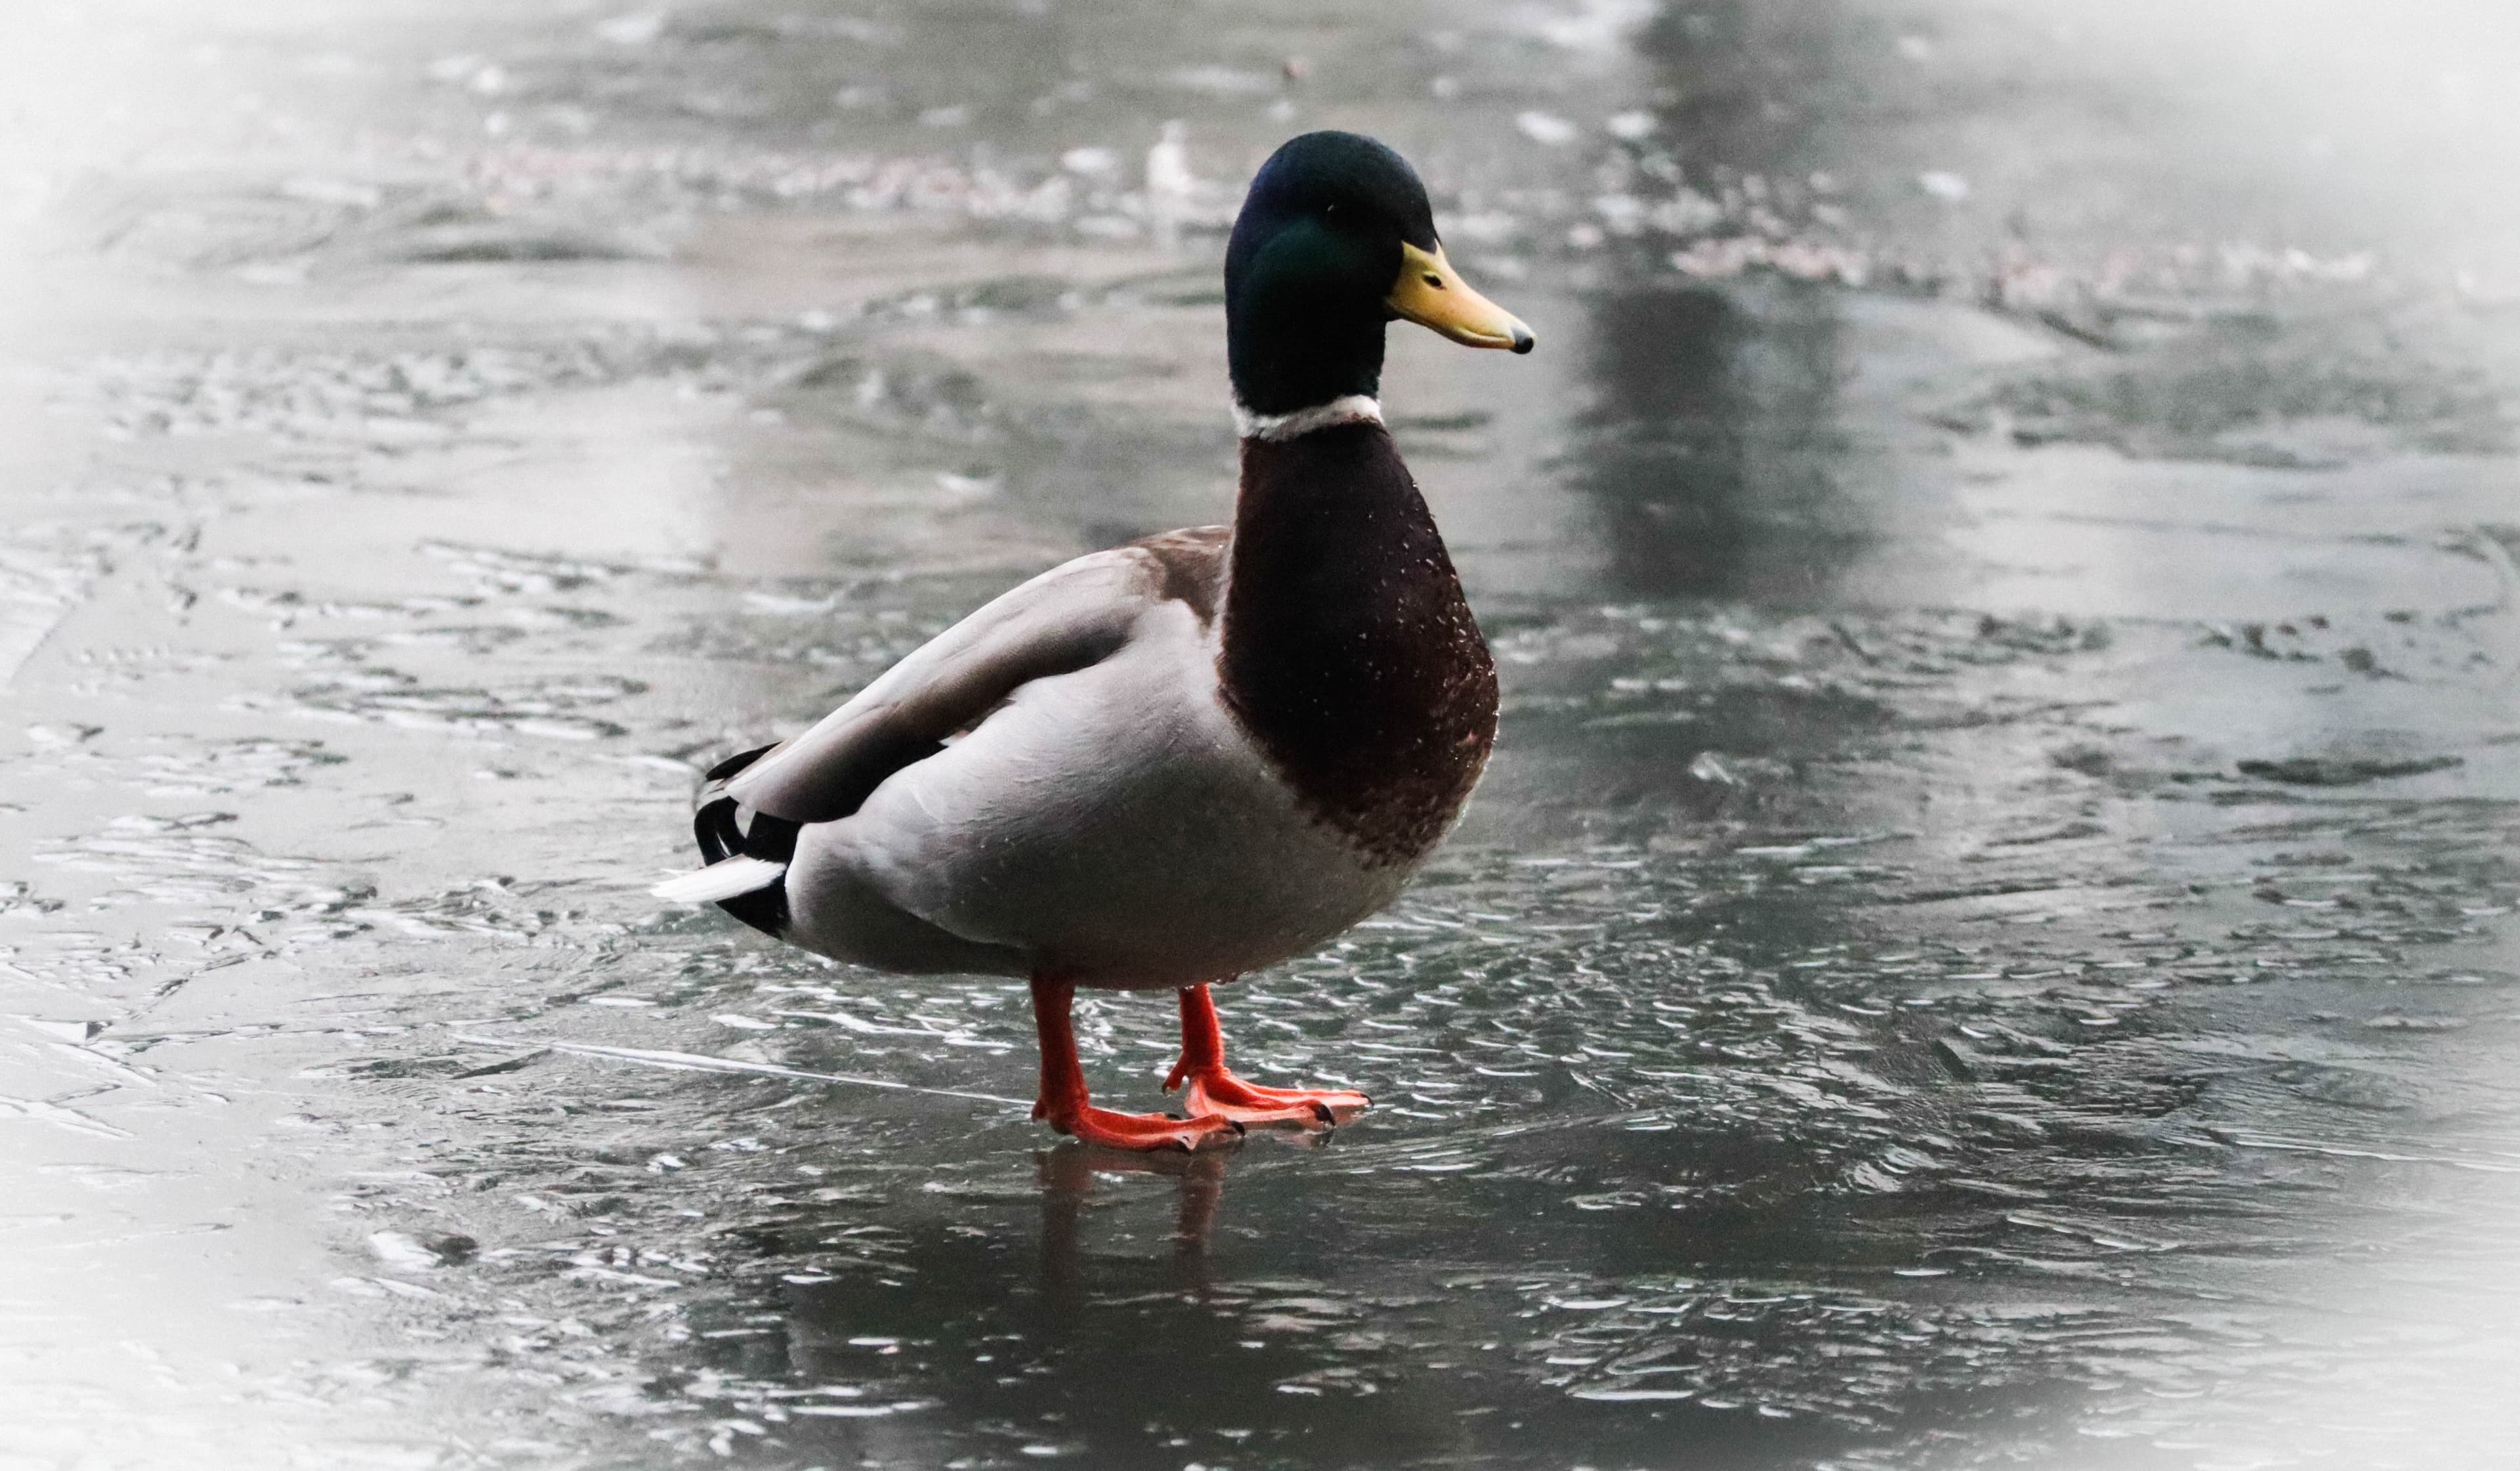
[692,743,799,937]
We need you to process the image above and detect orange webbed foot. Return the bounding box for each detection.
[1045,1102,1244,1153]
[1166,982,1369,1130]
[1033,975,1246,1153]
[1173,1068,1371,1128]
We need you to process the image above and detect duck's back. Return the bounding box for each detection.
[786,423,1496,987]
[790,531,1406,987]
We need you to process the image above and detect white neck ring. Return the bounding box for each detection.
[1233,394,1383,441]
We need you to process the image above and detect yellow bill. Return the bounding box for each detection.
[1386,241,1535,352]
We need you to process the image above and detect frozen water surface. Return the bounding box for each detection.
[3,0,2518,1467]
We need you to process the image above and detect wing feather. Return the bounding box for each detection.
[724,547,1171,823]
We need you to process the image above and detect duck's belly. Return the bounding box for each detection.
[791,631,1410,989]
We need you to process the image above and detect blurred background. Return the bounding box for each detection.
[3,1,2517,1468]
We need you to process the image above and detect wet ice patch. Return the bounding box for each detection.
[1956,309,2511,464]
[1515,111,1581,146]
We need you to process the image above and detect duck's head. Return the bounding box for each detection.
[1225,131,1533,421]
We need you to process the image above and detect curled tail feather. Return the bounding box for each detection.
[659,742,797,935]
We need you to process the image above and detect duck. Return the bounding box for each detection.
[655,131,1535,1151]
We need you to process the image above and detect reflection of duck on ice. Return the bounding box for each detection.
[1036,1145,1230,1307]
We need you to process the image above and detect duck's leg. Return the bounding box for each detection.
[1031,975,1242,1152]
[1164,983,1370,1127]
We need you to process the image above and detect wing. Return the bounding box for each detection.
[724,533,1225,824]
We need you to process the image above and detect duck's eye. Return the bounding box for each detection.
[1422,272,1444,289]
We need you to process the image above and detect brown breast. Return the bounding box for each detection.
[1214,422,1498,866]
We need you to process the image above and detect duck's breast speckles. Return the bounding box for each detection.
[1220,422,1498,866]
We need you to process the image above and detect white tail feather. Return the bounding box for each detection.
[652,856,788,905]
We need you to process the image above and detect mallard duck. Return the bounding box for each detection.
[656,131,1534,1150]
